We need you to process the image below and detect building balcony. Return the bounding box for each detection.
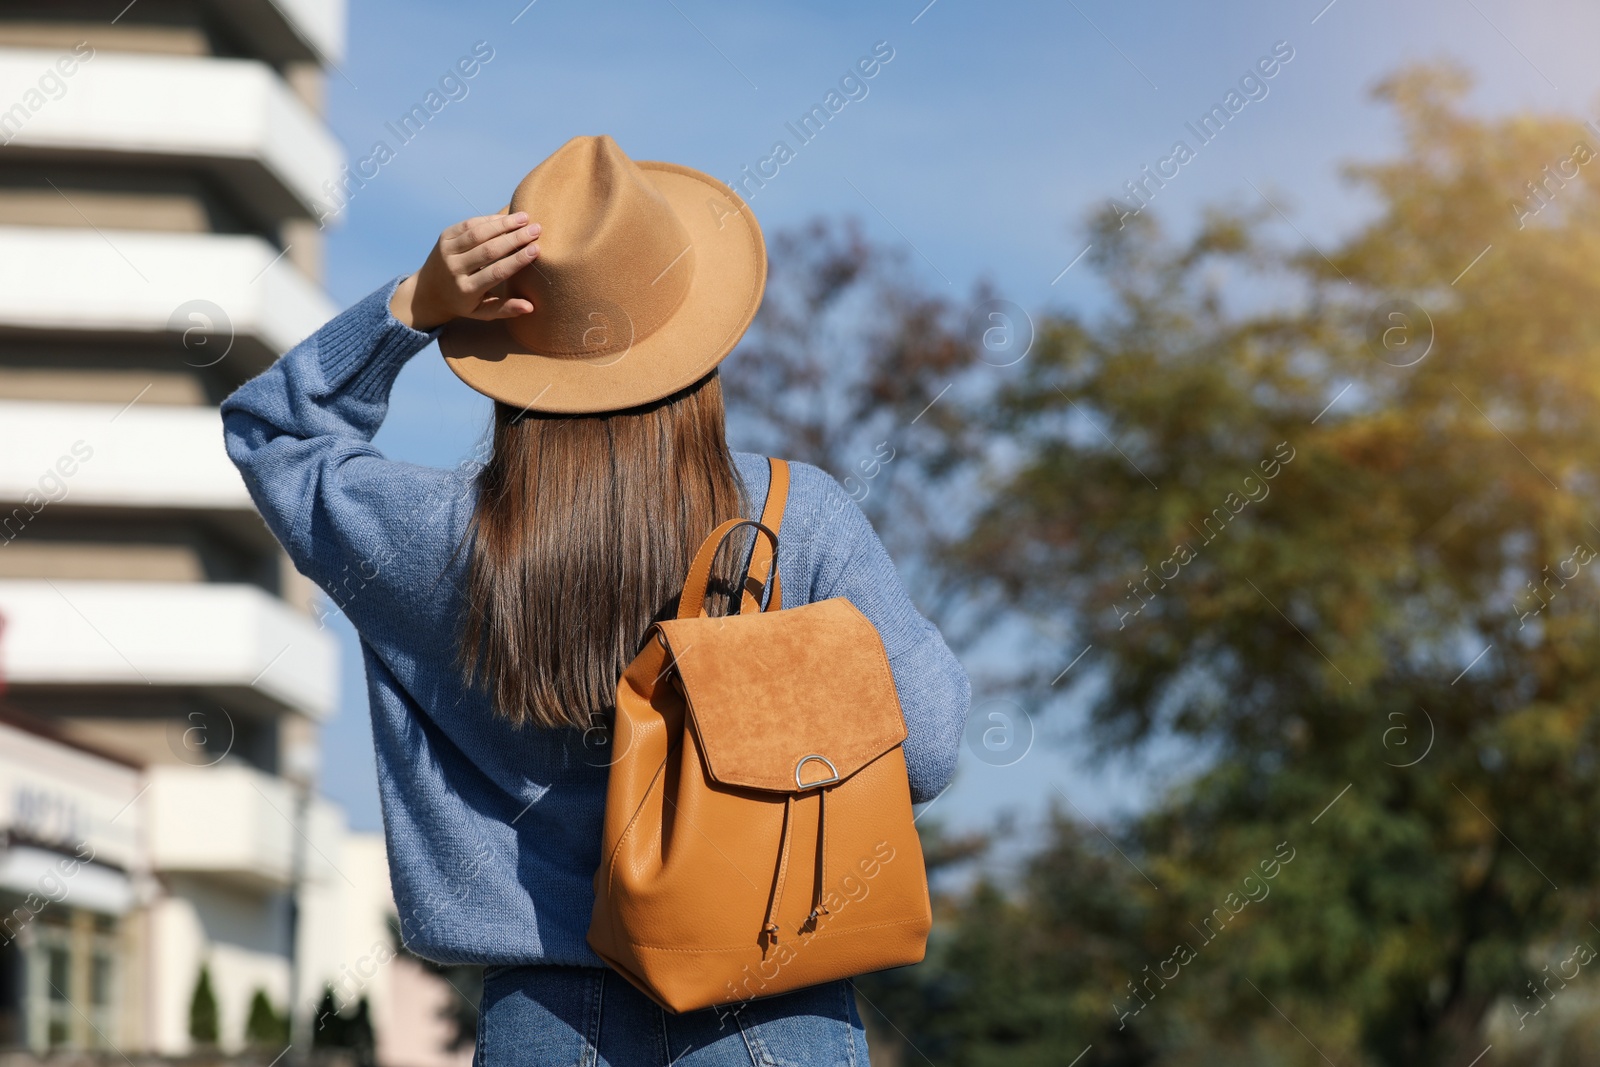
[0,1,345,69]
[0,48,344,223]
[0,580,338,720]
[0,226,334,369]
[205,0,349,67]
[146,763,347,892]
[0,398,250,511]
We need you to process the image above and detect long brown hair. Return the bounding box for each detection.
[456,370,749,730]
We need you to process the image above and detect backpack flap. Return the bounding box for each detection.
[654,597,907,794]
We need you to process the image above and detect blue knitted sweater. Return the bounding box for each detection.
[220,276,971,966]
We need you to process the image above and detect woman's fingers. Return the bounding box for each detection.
[449,222,541,274]
[437,214,493,246]
[398,212,542,328]
[466,294,537,321]
[440,212,530,256]
[463,238,540,294]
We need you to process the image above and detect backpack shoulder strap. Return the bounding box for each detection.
[740,457,789,614]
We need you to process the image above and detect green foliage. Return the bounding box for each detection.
[857,64,1600,1067]
[860,820,1162,1066]
[313,986,376,1067]
[311,986,343,1048]
[722,216,990,623]
[244,988,289,1049]
[188,963,219,1047]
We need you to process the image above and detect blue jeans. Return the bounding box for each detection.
[477,965,873,1066]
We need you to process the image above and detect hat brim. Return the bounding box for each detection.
[438,161,766,415]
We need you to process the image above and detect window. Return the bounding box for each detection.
[18,906,120,1053]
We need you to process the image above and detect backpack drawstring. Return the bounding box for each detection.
[762,789,830,948]
[807,788,830,926]
[762,795,796,945]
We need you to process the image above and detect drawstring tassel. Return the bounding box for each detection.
[762,795,797,947]
[807,788,830,925]
[763,788,833,944]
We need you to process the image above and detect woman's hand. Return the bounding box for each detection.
[389,212,542,331]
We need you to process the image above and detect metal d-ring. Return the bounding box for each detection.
[794,754,839,790]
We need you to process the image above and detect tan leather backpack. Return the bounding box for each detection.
[587,457,932,1014]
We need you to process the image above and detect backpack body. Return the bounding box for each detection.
[587,458,932,1013]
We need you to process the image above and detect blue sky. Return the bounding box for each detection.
[313,0,1600,837]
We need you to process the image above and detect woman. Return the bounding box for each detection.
[222,135,969,1065]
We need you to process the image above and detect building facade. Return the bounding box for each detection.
[0,2,457,1059]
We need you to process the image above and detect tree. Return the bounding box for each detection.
[890,65,1600,1066]
[343,998,376,1067]
[189,964,219,1047]
[311,985,345,1048]
[244,988,289,1049]
[722,216,991,626]
[858,817,1161,1067]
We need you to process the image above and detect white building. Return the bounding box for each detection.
[0,712,142,1050]
[0,2,465,1060]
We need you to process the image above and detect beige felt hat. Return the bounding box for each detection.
[439,135,767,414]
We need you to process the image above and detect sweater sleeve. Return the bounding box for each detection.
[220,276,477,645]
[795,463,970,805]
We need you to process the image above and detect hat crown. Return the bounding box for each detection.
[503,135,696,359]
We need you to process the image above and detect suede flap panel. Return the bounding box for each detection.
[655,596,907,794]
